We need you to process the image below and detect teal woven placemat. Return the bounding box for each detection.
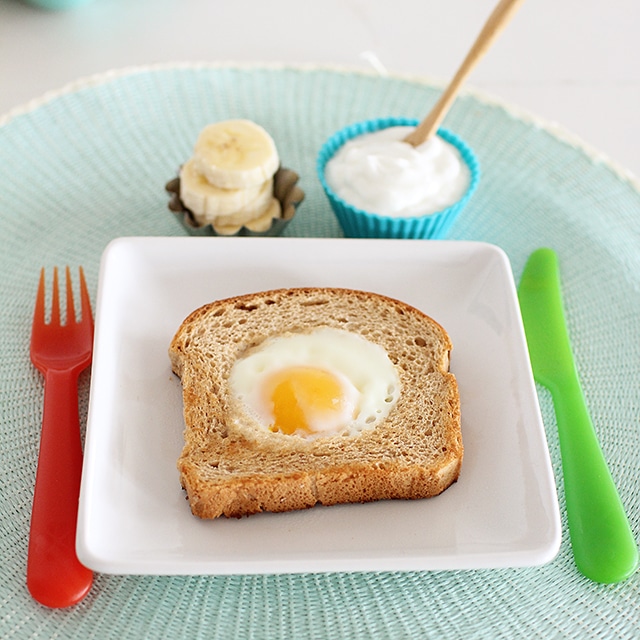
[1,64,638,639]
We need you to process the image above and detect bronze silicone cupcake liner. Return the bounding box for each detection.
[166,167,304,237]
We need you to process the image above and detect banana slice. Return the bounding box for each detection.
[209,178,274,226]
[245,197,282,232]
[213,198,282,236]
[193,119,279,189]
[179,158,264,217]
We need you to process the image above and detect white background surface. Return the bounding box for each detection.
[1,0,638,178]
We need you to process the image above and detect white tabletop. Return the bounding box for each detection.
[1,0,638,179]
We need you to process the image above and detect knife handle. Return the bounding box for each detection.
[550,375,639,583]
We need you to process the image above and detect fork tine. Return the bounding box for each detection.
[50,267,60,327]
[78,266,93,325]
[65,266,76,326]
[33,268,46,326]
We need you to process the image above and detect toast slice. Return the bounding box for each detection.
[169,287,462,518]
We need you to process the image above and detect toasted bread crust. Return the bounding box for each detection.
[169,287,462,518]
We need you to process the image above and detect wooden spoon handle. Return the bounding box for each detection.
[404,0,525,146]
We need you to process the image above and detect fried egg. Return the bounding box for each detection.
[229,327,401,438]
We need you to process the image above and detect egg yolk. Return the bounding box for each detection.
[264,366,351,435]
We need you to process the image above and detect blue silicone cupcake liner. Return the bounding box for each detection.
[317,117,480,239]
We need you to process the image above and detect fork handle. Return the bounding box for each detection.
[27,369,93,608]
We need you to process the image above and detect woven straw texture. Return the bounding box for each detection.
[0,64,638,639]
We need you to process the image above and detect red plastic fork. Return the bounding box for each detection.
[28,267,94,608]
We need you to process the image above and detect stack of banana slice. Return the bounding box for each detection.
[179,120,282,235]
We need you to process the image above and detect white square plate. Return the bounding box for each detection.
[77,237,561,575]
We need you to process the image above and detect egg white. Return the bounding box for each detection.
[229,327,401,438]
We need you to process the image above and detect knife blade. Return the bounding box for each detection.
[518,248,638,583]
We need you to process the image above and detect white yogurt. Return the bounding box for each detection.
[325,126,470,218]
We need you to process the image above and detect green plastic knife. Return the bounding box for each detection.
[518,248,638,583]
